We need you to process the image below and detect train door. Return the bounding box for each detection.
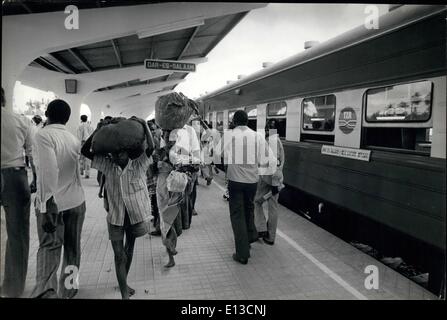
[266,101,287,138]
[245,105,257,131]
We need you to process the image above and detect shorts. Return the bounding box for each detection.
[107,212,149,241]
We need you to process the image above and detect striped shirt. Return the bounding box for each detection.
[92,152,152,226]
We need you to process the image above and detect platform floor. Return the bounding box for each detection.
[0,169,437,300]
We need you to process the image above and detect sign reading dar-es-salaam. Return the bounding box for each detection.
[144,59,196,72]
[321,145,371,162]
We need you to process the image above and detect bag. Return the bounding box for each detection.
[166,170,188,193]
[155,92,194,130]
[92,118,145,154]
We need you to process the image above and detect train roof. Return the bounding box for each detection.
[198,5,446,102]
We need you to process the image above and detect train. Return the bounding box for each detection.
[196,5,446,295]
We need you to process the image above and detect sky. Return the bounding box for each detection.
[12,3,389,114]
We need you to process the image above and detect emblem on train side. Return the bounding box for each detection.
[338,107,357,134]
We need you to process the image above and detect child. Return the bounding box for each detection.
[81,117,154,299]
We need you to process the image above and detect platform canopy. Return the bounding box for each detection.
[2,1,266,130]
[3,0,250,94]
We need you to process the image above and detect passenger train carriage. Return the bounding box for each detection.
[196,5,446,294]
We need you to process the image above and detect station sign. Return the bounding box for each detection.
[144,59,196,72]
[321,145,371,162]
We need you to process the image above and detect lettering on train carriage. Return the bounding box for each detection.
[321,145,371,161]
[338,107,357,134]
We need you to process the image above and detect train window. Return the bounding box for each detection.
[267,101,287,117]
[245,105,257,118]
[302,95,336,132]
[363,81,433,154]
[208,112,212,125]
[266,101,287,138]
[245,106,257,131]
[363,127,432,154]
[365,81,432,122]
[216,112,224,131]
[228,109,238,123]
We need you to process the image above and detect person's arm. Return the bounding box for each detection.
[24,122,37,193]
[35,132,59,214]
[81,130,96,160]
[130,117,155,157]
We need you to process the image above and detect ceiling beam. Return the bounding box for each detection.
[68,48,93,72]
[34,58,58,72]
[166,26,200,81]
[18,0,32,13]
[111,39,123,68]
[48,53,78,74]
[178,26,200,60]
[35,57,67,74]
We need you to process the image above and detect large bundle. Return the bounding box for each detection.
[92,118,145,154]
[155,92,194,130]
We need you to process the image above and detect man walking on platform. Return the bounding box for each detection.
[77,115,94,178]
[1,88,37,297]
[31,99,86,299]
[254,120,285,245]
[217,110,276,264]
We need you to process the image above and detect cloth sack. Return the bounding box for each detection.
[155,92,194,130]
[92,118,145,154]
[166,170,188,193]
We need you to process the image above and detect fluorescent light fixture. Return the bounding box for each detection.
[137,17,204,39]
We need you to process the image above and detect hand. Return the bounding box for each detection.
[30,180,37,194]
[271,186,279,195]
[129,116,146,125]
[42,197,58,233]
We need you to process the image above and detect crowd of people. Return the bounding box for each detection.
[1,88,284,299]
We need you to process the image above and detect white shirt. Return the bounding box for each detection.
[77,122,94,142]
[1,108,35,169]
[167,124,201,166]
[218,126,277,184]
[34,124,85,213]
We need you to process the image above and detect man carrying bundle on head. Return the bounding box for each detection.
[154,92,201,268]
[81,116,155,299]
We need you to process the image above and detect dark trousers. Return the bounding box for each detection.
[0,167,31,297]
[150,193,160,231]
[228,180,258,260]
[31,202,86,298]
[180,173,197,229]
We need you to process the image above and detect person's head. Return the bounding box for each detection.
[232,110,248,127]
[162,129,177,148]
[1,88,5,108]
[80,115,88,123]
[147,120,157,132]
[265,119,277,137]
[110,150,129,168]
[45,99,71,125]
[104,116,112,121]
[32,115,43,125]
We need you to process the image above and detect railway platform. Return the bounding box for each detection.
[0,169,437,300]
